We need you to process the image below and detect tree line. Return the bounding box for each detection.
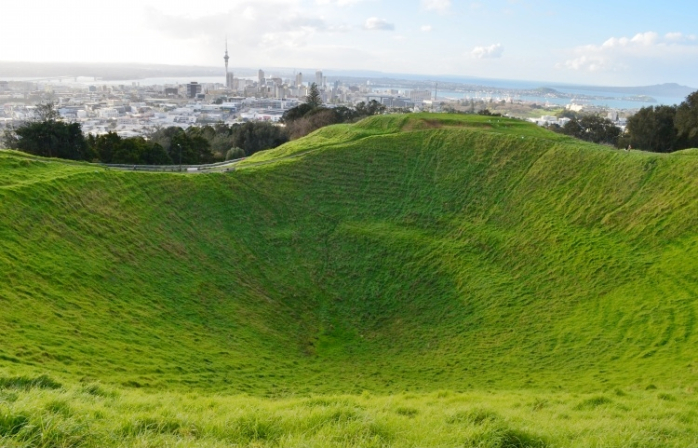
[2,103,289,165]
[281,83,387,139]
[1,85,394,164]
[548,91,698,153]
[619,92,698,152]
[548,114,622,146]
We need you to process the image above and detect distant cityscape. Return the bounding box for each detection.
[0,44,692,138]
[0,72,432,138]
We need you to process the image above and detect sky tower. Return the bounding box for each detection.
[224,38,233,89]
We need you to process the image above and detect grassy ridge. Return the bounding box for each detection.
[1,114,698,445]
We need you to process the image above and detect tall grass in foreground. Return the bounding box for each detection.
[1,375,696,447]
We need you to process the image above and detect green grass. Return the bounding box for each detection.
[239,113,567,166]
[1,114,698,446]
[1,379,697,447]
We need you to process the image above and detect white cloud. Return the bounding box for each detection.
[664,32,696,42]
[601,31,659,48]
[559,31,698,73]
[315,0,368,6]
[471,43,503,59]
[146,2,350,50]
[422,0,451,12]
[363,17,394,31]
[421,25,433,32]
[558,55,618,73]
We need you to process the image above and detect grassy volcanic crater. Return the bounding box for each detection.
[1,114,697,447]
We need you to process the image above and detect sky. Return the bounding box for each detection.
[2,0,697,86]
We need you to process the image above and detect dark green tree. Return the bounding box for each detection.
[170,131,195,165]
[167,129,214,165]
[333,106,359,122]
[281,103,314,123]
[561,118,583,138]
[88,132,172,165]
[675,91,698,148]
[210,132,237,160]
[121,138,171,165]
[190,135,215,164]
[4,103,91,161]
[110,137,142,164]
[233,122,288,155]
[149,124,287,161]
[147,126,182,157]
[141,142,172,165]
[626,106,679,152]
[580,115,621,145]
[306,83,322,108]
[355,100,386,116]
[90,132,122,163]
[560,115,621,146]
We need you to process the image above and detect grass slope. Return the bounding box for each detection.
[1,114,698,446]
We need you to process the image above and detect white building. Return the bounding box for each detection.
[98,108,119,118]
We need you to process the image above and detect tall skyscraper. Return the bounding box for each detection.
[315,70,323,88]
[187,82,202,99]
[296,72,303,88]
[258,69,265,85]
[224,39,232,89]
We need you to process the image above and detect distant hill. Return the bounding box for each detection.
[558,82,696,97]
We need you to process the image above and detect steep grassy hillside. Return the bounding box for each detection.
[1,114,698,446]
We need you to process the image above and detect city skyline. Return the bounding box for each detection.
[1,0,697,87]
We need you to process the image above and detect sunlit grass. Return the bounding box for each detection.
[1,376,696,447]
[2,113,698,446]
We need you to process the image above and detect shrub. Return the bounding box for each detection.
[225,147,246,160]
